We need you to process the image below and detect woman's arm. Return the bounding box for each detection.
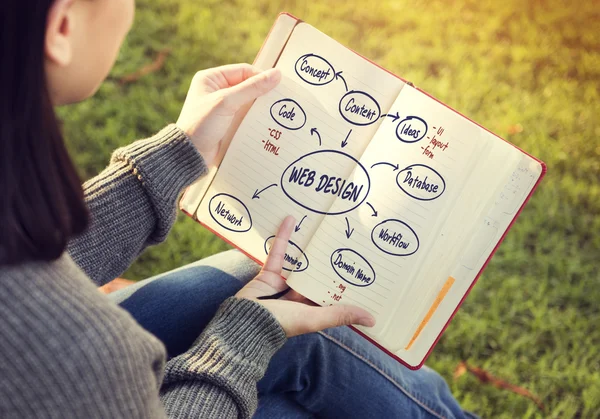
[68,64,282,286]
[68,125,206,286]
[160,297,287,417]
[0,252,285,419]
[158,217,373,417]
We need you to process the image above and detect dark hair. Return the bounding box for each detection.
[0,1,89,265]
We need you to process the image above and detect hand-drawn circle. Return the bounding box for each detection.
[396,164,446,201]
[280,149,371,215]
[269,98,307,131]
[338,90,381,126]
[208,193,252,233]
[371,219,420,256]
[330,248,376,287]
[264,235,309,272]
[395,116,428,143]
[294,54,336,86]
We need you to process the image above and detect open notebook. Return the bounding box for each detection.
[180,13,546,369]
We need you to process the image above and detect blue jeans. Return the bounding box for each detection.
[110,250,475,418]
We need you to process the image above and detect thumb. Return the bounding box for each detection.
[304,304,376,334]
[222,68,281,110]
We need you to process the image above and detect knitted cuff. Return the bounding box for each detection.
[163,297,287,392]
[110,125,207,239]
[197,297,288,366]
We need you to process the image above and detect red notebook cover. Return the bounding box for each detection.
[180,13,547,370]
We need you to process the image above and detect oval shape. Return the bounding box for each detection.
[338,91,381,126]
[264,235,309,272]
[330,248,376,287]
[371,219,420,257]
[294,54,336,86]
[280,150,371,215]
[208,193,252,233]
[269,98,307,131]
[396,164,446,201]
[395,116,428,143]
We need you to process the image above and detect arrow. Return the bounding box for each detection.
[366,202,378,217]
[344,217,354,239]
[370,162,399,171]
[335,71,348,92]
[380,112,401,122]
[341,129,352,148]
[295,215,307,232]
[252,183,277,199]
[310,128,322,146]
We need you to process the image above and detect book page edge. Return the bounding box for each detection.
[179,13,300,218]
[400,156,547,368]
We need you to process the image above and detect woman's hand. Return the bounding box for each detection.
[176,64,281,165]
[236,216,376,338]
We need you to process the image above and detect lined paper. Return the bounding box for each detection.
[288,86,489,336]
[192,21,543,367]
[396,152,543,366]
[196,23,404,274]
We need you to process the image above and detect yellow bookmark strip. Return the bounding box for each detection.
[405,276,456,350]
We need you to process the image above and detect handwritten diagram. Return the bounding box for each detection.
[394,115,428,143]
[206,52,456,298]
[264,235,309,272]
[330,248,376,287]
[208,193,252,233]
[371,219,420,257]
[396,164,446,201]
[270,99,306,130]
[281,149,371,215]
[339,91,381,126]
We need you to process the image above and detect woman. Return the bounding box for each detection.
[0,0,474,417]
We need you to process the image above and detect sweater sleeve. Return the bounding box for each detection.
[1,257,286,418]
[68,125,207,286]
[160,297,287,418]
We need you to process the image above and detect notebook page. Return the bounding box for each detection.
[287,86,493,337]
[195,23,404,273]
[275,22,404,157]
[389,130,520,349]
[180,14,298,217]
[396,152,543,367]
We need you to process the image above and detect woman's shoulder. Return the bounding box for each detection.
[0,252,164,352]
[0,254,167,416]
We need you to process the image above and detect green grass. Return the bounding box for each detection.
[59,0,600,417]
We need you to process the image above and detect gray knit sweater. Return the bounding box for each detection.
[0,125,287,418]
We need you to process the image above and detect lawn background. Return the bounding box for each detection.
[59,0,600,417]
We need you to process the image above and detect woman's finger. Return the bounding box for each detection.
[193,63,261,90]
[262,216,295,274]
[222,68,281,110]
[299,304,376,335]
[216,63,262,87]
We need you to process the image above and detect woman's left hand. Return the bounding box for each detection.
[176,63,281,166]
[236,216,376,338]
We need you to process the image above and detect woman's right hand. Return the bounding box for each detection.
[235,216,376,337]
[176,63,281,166]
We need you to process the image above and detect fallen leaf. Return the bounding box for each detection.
[454,361,545,412]
[507,123,524,135]
[120,48,171,84]
[99,278,135,294]
[453,361,468,380]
